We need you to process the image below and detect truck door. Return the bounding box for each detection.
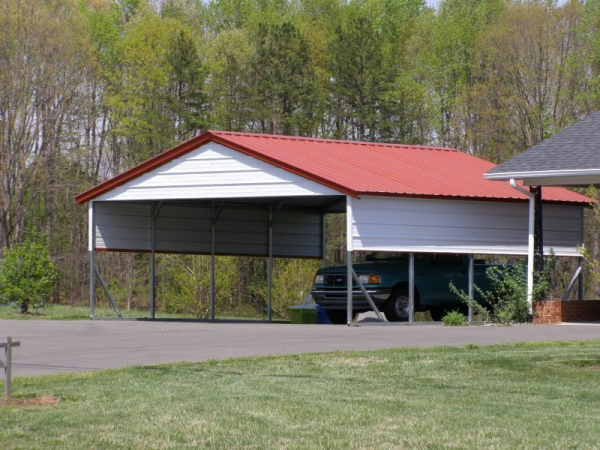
[425,254,468,305]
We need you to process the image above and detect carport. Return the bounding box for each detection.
[485,111,600,322]
[75,131,589,324]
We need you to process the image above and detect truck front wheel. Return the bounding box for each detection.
[384,288,410,322]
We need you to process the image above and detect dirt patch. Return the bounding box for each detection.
[589,366,600,371]
[0,395,60,406]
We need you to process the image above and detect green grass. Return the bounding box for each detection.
[0,303,432,322]
[2,341,600,449]
[0,304,283,322]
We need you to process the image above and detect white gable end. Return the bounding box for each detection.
[97,142,341,201]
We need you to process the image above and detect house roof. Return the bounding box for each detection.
[75,130,590,205]
[485,111,600,183]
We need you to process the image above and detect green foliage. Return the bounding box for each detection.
[160,254,237,318]
[441,310,466,326]
[251,21,323,136]
[449,257,556,324]
[0,237,57,313]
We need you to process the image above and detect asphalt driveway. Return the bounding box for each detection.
[1,319,599,377]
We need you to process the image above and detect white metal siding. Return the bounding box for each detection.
[93,202,323,258]
[96,142,340,201]
[351,196,583,256]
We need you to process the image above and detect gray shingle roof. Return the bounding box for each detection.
[486,111,600,175]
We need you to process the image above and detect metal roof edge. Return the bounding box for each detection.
[356,192,589,205]
[484,168,600,180]
[74,132,215,204]
[75,131,357,204]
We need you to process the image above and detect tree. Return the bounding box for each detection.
[0,0,92,249]
[207,28,255,131]
[0,237,57,313]
[469,1,593,163]
[250,22,322,136]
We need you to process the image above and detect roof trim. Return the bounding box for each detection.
[357,192,588,206]
[74,131,357,204]
[484,168,600,181]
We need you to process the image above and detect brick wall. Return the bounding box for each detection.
[533,300,600,324]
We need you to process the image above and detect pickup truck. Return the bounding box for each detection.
[311,252,500,323]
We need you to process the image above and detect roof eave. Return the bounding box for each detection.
[74,131,358,204]
[484,168,600,180]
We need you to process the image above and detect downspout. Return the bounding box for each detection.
[509,179,534,313]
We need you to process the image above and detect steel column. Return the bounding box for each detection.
[210,204,216,321]
[408,252,414,324]
[347,251,353,325]
[346,196,353,325]
[532,186,544,274]
[468,254,474,323]
[150,204,156,320]
[89,202,95,319]
[578,258,584,300]
[267,207,273,322]
[321,213,327,268]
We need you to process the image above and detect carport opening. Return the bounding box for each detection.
[89,196,347,322]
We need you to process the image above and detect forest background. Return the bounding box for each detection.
[1,0,600,319]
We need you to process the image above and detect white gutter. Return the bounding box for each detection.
[509,179,534,313]
[485,168,600,180]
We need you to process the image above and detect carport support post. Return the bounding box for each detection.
[409,252,414,324]
[89,202,95,319]
[210,205,216,321]
[150,204,156,320]
[347,251,353,325]
[346,196,353,325]
[267,207,273,322]
[468,254,474,323]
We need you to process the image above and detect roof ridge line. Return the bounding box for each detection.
[209,130,458,152]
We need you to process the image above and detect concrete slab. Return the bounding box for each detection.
[1,319,598,377]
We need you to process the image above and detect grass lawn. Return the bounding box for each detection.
[0,304,282,322]
[1,340,600,449]
[0,303,433,322]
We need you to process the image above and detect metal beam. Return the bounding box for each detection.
[346,196,353,325]
[267,206,273,322]
[347,251,353,325]
[321,213,327,268]
[510,179,535,313]
[150,202,162,320]
[89,202,95,319]
[408,252,414,324]
[94,266,122,318]
[563,260,583,301]
[352,270,387,323]
[578,258,584,301]
[209,202,223,321]
[468,254,474,323]
[532,185,544,276]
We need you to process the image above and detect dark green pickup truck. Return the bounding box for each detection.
[311,252,500,323]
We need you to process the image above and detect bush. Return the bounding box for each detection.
[441,310,466,326]
[0,237,57,313]
[449,257,555,324]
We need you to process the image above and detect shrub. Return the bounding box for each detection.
[441,310,466,326]
[449,256,555,324]
[0,237,57,313]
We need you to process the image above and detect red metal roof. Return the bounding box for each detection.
[75,130,591,204]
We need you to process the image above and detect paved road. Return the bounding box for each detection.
[1,319,599,377]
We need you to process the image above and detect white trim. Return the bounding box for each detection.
[510,179,534,313]
[88,202,94,252]
[346,196,353,252]
[484,168,600,180]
